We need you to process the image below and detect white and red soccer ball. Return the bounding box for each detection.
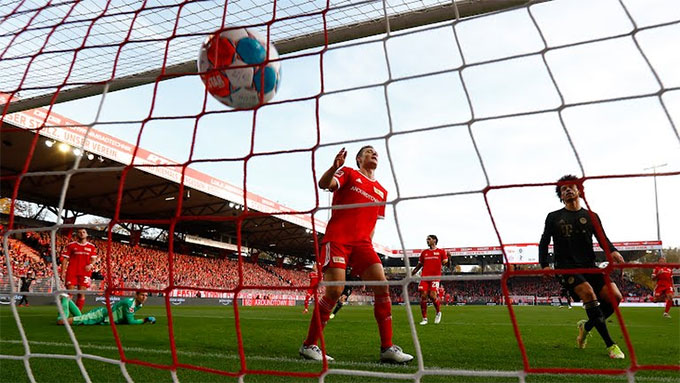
[197,28,281,109]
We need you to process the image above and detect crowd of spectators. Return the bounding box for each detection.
[0,230,315,292]
[386,276,654,304]
[0,226,658,301]
[0,238,51,278]
[261,264,309,286]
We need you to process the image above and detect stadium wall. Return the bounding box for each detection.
[4,294,677,307]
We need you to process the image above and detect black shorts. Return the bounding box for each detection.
[557,272,607,302]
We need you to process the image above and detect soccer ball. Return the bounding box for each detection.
[197,28,281,109]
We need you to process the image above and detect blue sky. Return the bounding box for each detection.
[32,0,680,250]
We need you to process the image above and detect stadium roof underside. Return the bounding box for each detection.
[0,122,323,258]
[1,0,544,114]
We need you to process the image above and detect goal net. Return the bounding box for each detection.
[1,0,679,382]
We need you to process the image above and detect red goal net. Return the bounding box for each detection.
[1,0,679,382]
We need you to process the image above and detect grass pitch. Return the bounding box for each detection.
[1,304,678,382]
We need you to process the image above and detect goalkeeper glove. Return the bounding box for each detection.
[145,316,156,324]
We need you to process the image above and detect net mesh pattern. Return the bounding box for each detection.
[1,0,679,382]
[0,0,458,101]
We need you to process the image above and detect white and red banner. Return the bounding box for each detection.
[170,289,233,299]
[391,241,662,264]
[240,292,303,306]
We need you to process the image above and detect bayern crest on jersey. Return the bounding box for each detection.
[197,27,281,109]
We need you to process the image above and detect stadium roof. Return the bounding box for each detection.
[0,98,329,257]
[1,0,540,113]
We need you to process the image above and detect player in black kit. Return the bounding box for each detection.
[17,271,36,306]
[557,287,573,309]
[329,284,353,319]
[539,175,626,359]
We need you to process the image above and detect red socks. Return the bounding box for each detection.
[421,296,441,316]
[76,295,85,311]
[374,293,393,349]
[304,296,336,346]
[665,298,672,314]
[433,298,441,313]
[304,293,394,350]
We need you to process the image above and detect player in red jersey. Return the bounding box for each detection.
[652,256,674,318]
[299,146,413,364]
[61,228,97,311]
[412,235,448,325]
[303,269,320,314]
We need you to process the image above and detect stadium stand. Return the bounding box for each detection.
[1,229,312,292]
[1,226,655,303]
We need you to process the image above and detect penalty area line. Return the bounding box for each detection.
[0,339,408,369]
[1,340,677,382]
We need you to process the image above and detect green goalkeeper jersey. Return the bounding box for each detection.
[109,297,144,324]
[58,296,146,325]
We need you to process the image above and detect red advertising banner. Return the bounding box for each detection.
[391,241,662,260]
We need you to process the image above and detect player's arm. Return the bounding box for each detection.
[121,302,146,325]
[61,258,68,279]
[60,246,70,280]
[124,311,145,325]
[413,250,426,275]
[412,254,423,275]
[85,247,97,272]
[592,213,624,263]
[318,148,347,191]
[442,251,449,266]
[538,214,552,269]
[371,193,387,241]
[651,268,658,280]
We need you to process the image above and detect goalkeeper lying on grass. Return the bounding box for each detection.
[57,291,155,325]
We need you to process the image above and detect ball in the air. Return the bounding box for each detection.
[197,28,281,109]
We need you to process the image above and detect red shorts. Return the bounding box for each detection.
[65,274,91,289]
[418,280,440,292]
[321,241,381,277]
[654,286,673,298]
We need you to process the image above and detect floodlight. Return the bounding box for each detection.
[57,143,71,153]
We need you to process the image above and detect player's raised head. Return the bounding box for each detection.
[658,256,666,264]
[135,291,149,304]
[556,175,583,203]
[355,145,377,169]
[76,228,88,240]
[426,235,438,246]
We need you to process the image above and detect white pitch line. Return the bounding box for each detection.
[0,339,408,369]
[1,340,678,382]
[0,311,671,329]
